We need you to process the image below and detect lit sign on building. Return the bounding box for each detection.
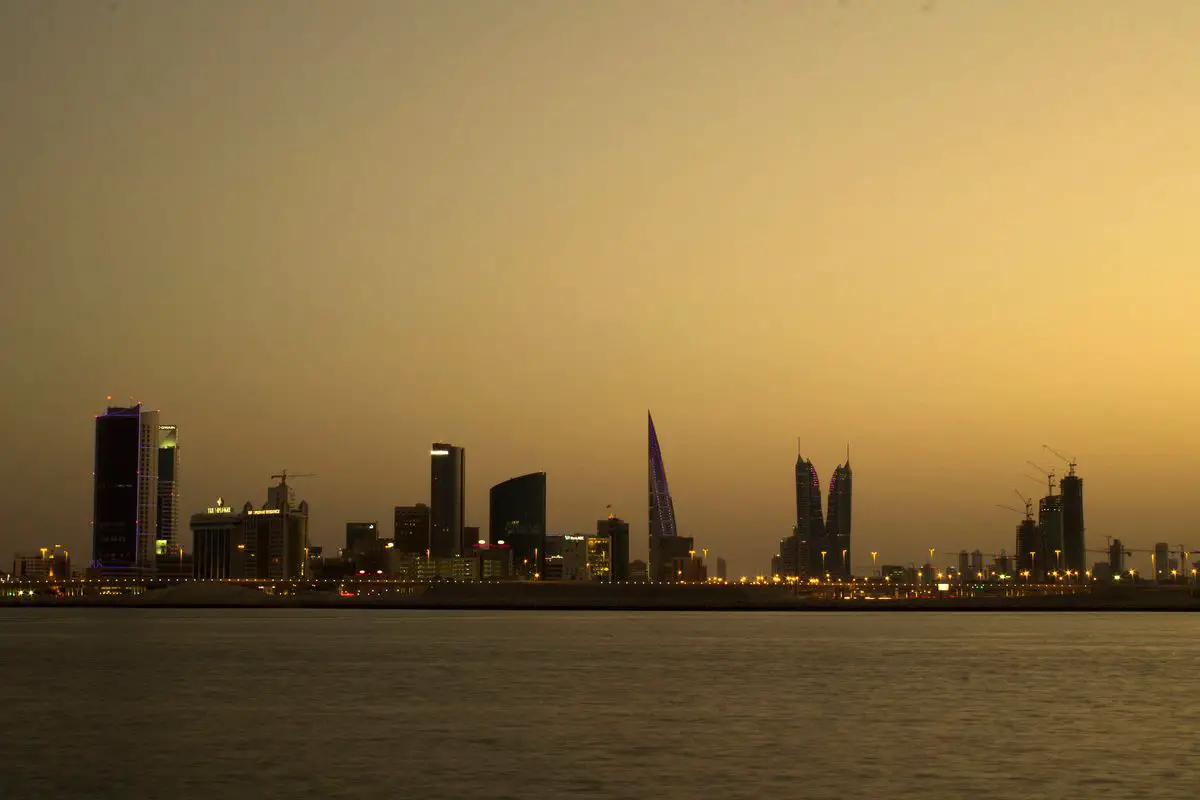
[247,509,281,516]
[430,449,450,456]
[206,497,233,514]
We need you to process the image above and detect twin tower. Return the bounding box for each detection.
[778,447,853,579]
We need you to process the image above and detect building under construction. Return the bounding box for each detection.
[1043,446,1086,574]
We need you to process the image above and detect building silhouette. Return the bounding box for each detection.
[826,453,852,577]
[92,404,160,576]
[1060,471,1086,573]
[1038,494,1064,574]
[1016,517,1041,579]
[394,504,431,555]
[777,445,852,578]
[795,449,825,576]
[1108,538,1125,575]
[1154,542,1170,581]
[345,522,379,565]
[489,472,547,579]
[240,481,309,580]
[597,515,630,581]
[12,545,71,580]
[156,425,179,555]
[648,412,687,581]
[430,443,465,557]
[191,497,239,579]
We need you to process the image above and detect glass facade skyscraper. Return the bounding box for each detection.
[489,472,547,579]
[430,443,465,557]
[648,412,680,581]
[156,424,179,554]
[92,404,159,575]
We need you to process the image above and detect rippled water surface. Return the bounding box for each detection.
[2,610,1198,799]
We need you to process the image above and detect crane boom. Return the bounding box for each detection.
[1026,461,1056,495]
[1013,490,1034,520]
[271,470,316,483]
[1041,445,1078,477]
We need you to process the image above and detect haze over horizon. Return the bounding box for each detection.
[4,0,1200,576]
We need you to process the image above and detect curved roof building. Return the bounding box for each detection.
[489,472,547,579]
[648,412,678,541]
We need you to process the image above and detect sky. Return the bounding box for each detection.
[3,0,1200,577]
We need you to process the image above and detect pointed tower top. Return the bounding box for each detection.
[846,442,851,466]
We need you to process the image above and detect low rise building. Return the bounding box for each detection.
[12,545,71,580]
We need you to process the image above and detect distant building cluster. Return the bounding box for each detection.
[43,399,721,585]
[14,401,1190,593]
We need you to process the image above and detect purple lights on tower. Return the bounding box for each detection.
[648,412,678,540]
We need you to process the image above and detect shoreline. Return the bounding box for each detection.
[5,597,1200,612]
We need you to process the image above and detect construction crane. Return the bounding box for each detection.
[271,470,315,485]
[996,503,1032,521]
[1013,490,1034,519]
[1026,461,1056,496]
[1042,445,1078,477]
[1022,473,1047,492]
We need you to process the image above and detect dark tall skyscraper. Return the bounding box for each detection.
[825,452,853,577]
[430,443,465,557]
[1060,471,1085,574]
[648,412,680,581]
[156,424,179,554]
[1038,494,1064,574]
[597,515,631,581]
[795,449,825,576]
[394,504,431,554]
[92,404,160,575]
[489,472,547,579]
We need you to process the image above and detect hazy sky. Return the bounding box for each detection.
[4,0,1200,577]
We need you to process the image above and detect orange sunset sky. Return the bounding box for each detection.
[3,1,1200,575]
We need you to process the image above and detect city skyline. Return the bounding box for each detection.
[5,2,1200,577]
[4,395,1190,579]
